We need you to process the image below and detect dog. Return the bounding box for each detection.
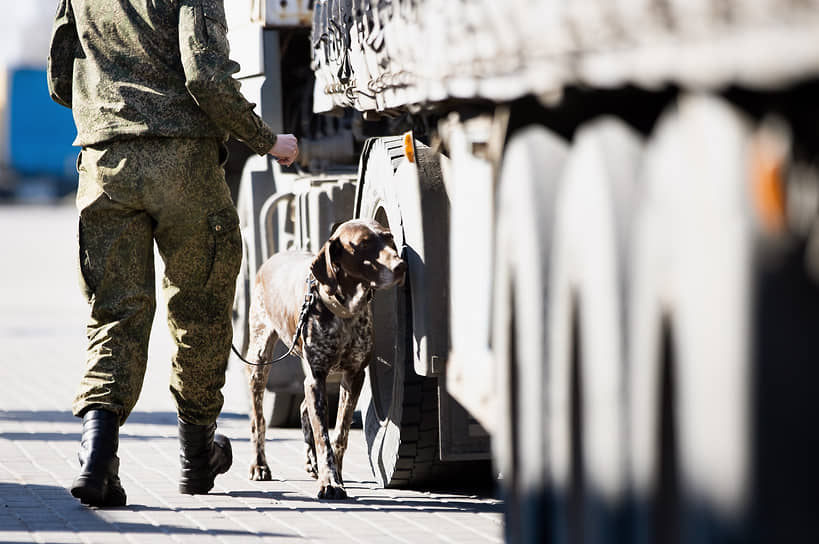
[245,218,406,499]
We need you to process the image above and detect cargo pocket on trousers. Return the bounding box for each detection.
[205,207,242,295]
[77,217,96,301]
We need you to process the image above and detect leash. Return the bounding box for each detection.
[231,276,317,367]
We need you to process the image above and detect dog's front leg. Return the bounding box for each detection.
[303,369,347,500]
[331,368,365,483]
[299,398,318,479]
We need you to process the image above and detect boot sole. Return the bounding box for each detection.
[71,477,105,505]
[178,458,232,494]
[71,476,127,507]
[178,480,215,494]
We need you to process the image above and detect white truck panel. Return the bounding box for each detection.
[251,0,312,27]
[227,22,266,79]
[226,0,311,29]
[312,0,819,114]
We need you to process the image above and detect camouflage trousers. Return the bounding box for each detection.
[73,137,242,426]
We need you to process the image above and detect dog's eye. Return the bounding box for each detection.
[352,239,373,252]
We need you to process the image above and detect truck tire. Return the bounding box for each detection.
[492,125,568,543]
[629,95,754,543]
[546,118,642,543]
[357,137,445,487]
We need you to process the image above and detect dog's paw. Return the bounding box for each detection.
[249,463,272,481]
[317,484,348,501]
[304,460,318,479]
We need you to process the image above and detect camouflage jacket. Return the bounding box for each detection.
[47,0,276,155]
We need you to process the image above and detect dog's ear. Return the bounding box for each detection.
[311,237,340,294]
[328,221,345,238]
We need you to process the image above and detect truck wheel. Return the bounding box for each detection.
[492,125,568,543]
[357,137,445,487]
[546,119,642,543]
[629,95,754,542]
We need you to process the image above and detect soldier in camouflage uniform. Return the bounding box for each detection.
[47,0,298,507]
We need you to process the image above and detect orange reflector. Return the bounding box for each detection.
[751,135,787,234]
[403,132,415,163]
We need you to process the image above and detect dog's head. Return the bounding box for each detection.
[310,219,406,296]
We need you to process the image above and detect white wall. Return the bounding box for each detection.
[0,0,55,165]
[0,0,54,69]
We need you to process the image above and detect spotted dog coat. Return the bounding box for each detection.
[245,219,406,499]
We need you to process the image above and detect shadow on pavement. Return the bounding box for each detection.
[216,489,503,514]
[0,482,292,538]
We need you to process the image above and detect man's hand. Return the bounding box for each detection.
[269,134,299,166]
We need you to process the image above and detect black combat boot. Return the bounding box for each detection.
[70,409,127,507]
[177,418,232,494]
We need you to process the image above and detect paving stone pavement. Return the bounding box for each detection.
[0,204,504,543]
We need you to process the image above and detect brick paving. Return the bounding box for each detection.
[0,204,503,543]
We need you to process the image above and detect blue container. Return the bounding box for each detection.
[8,67,78,191]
